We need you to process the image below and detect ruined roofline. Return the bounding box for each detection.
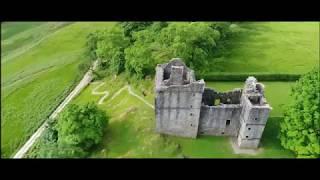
[242,76,272,109]
[204,87,242,94]
[242,96,272,110]
[202,87,242,106]
[155,58,205,91]
[154,59,272,149]
[201,104,242,108]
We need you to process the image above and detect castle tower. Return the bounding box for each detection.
[155,58,205,138]
[237,77,272,149]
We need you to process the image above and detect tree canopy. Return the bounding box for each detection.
[36,103,108,158]
[280,68,320,158]
[57,103,108,150]
[87,22,235,79]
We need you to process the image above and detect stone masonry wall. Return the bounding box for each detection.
[155,59,271,149]
[155,59,205,138]
[199,105,242,136]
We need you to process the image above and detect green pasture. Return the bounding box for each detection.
[1,22,115,158]
[69,76,294,158]
[207,22,319,74]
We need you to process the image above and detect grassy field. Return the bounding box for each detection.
[1,22,44,40]
[206,22,319,74]
[4,22,316,158]
[67,75,294,158]
[72,75,179,158]
[1,22,115,158]
[1,22,72,62]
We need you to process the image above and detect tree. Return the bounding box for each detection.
[207,22,232,38]
[85,32,99,60]
[280,68,320,158]
[87,22,238,79]
[124,22,222,78]
[57,103,108,151]
[124,28,167,78]
[119,22,153,41]
[158,22,221,70]
[95,26,130,74]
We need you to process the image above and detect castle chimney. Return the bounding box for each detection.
[169,66,184,85]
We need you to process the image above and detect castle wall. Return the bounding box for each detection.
[155,59,205,138]
[155,59,271,149]
[198,105,241,136]
[237,86,271,149]
[155,82,204,138]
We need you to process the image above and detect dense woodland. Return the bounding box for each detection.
[86,22,237,79]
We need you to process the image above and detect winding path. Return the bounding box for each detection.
[91,83,154,109]
[91,82,109,104]
[13,61,153,158]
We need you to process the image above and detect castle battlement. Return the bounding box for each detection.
[155,58,272,149]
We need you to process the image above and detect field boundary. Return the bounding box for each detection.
[12,61,98,158]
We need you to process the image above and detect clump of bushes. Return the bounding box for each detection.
[36,102,108,158]
[86,21,236,79]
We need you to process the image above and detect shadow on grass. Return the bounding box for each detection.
[205,22,275,73]
[260,117,295,158]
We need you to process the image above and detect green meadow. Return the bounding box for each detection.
[207,22,319,74]
[67,75,295,158]
[1,22,115,157]
[2,22,319,158]
[1,22,44,40]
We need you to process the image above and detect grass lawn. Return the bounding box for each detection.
[67,75,294,158]
[1,22,115,158]
[207,22,319,74]
[168,117,294,158]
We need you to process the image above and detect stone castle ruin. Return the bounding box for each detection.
[155,59,272,149]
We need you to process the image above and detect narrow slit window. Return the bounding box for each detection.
[226,120,231,126]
